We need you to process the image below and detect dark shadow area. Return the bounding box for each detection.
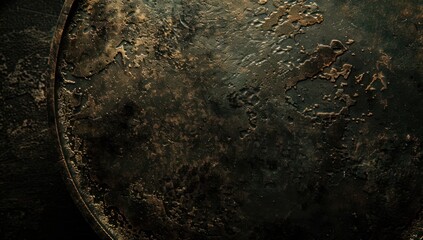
[0,1,100,239]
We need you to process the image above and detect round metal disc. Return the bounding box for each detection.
[50,0,422,239]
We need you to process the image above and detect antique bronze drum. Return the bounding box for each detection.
[49,0,422,239]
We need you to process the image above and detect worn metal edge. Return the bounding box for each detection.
[47,0,114,239]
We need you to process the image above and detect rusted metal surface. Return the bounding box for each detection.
[50,0,422,239]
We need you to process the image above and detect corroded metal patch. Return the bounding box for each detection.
[50,0,423,239]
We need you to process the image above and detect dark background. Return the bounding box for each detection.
[0,1,100,239]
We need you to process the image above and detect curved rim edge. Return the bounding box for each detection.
[47,0,114,239]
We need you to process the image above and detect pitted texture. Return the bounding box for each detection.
[53,0,423,239]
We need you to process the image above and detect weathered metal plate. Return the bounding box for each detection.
[50,0,422,239]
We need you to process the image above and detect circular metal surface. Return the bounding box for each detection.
[50,0,422,239]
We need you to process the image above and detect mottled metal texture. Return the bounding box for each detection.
[51,0,422,239]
